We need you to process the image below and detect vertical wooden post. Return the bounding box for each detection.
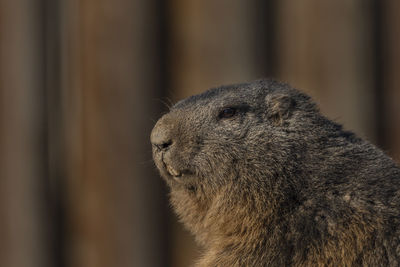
[276,0,376,139]
[61,0,168,266]
[0,1,49,267]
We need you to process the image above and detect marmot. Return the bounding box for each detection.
[151,79,400,266]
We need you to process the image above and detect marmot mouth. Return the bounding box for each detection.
[166,164,182,177]
[163,162,194,180]
[160,153,193,180]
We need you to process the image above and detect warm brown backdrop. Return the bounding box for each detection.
[0,1,399,267]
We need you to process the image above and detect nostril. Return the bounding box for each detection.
[154,140,172,151]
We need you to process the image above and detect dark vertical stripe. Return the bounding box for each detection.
[372,0,386,150]
[43,0,66,266]
[156,0,172,266]
[254,0,277,78]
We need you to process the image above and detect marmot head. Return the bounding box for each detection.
[151,79,318,192]
[150,79,328,245]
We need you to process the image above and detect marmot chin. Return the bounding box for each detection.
[151,79,400,266]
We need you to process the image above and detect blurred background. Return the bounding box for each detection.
[0,0,399,266]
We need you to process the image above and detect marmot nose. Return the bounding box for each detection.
[154,139,172,151]
[151,121,174,151]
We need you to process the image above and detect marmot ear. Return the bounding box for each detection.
[265,93,296,125]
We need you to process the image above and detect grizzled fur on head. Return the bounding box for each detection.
[151,79,400,266]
